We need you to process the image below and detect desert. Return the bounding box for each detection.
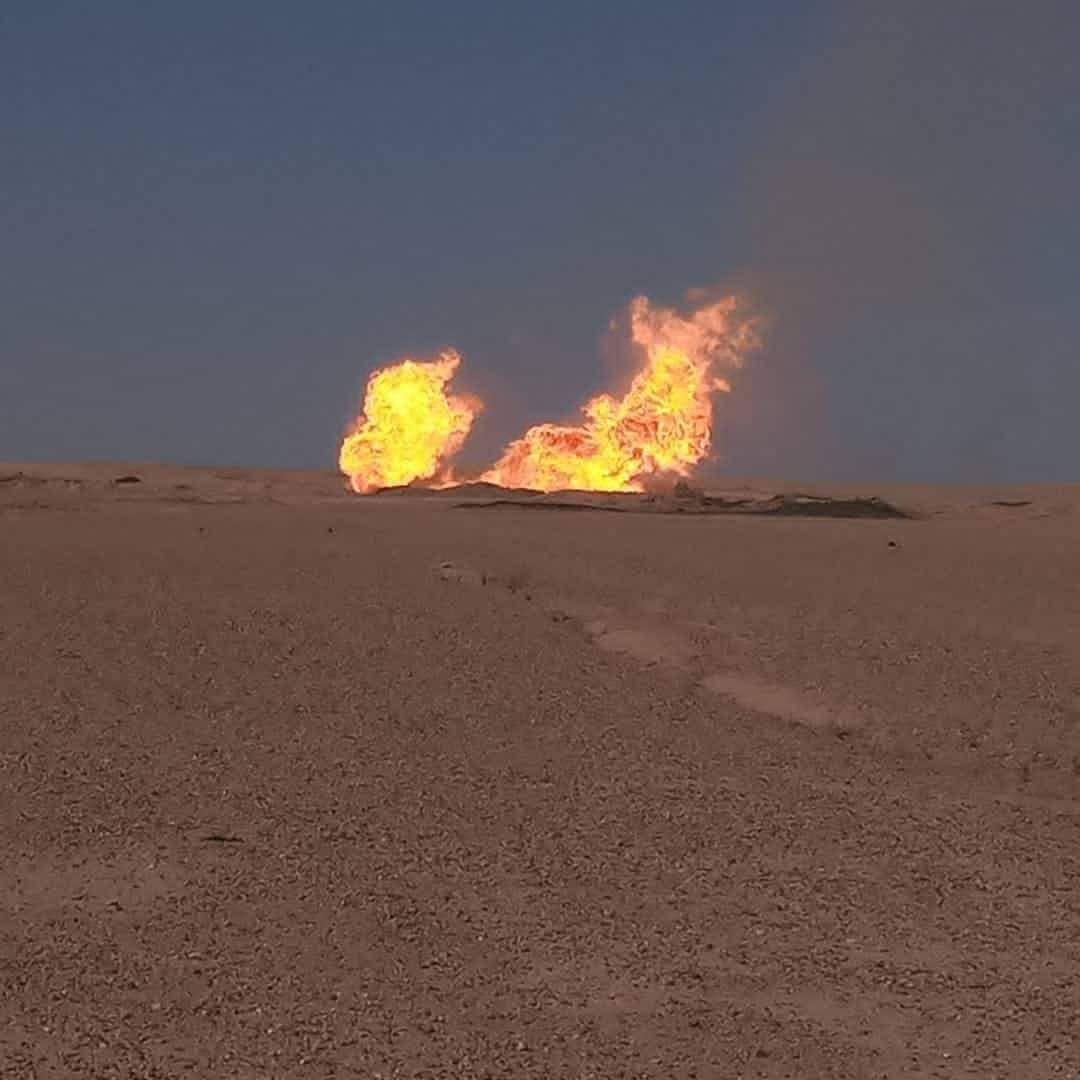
[6,1,1079,1075]
[3,463,1079,1077]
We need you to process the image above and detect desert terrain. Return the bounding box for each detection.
[2,461,1079,1078]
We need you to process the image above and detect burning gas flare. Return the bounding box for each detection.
[482,295,757,492]
[338,291,759,495]
[339,350,481,493]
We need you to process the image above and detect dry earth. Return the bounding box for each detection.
[2,462,1079,1078]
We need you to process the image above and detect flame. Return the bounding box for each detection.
[339,350,481,493]
[482,295,757,492]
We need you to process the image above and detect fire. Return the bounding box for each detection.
[482,294,757,492]
[339,350,481,493]
[338,291,759,495]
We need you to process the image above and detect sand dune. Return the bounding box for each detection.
[3,462,1080,1076]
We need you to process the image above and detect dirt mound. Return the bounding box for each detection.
[757,493,910,519]
[454,489,911,519]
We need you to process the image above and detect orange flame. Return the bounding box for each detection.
[482,295,757,492]
[339,350,481,493]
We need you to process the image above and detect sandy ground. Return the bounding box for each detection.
[2,462,1079,1078]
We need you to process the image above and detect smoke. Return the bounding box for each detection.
[733,1,1080,482]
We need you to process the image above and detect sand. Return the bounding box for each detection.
[2,461,1079,1077]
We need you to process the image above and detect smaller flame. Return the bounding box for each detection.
[339,350,481,493]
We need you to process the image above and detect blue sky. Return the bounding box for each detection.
[3,2,1077,481]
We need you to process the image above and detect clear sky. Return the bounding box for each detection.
[3,2,1077,481]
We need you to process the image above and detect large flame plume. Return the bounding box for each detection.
[339,350,481,493]
[338,291,758,494]
[482,295,756,492]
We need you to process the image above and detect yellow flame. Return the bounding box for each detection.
[339,350,481,493]
[482,295,757,492]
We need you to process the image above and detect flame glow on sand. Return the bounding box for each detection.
[339,292,759,494]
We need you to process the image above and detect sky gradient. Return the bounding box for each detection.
[3,2,1077,481]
